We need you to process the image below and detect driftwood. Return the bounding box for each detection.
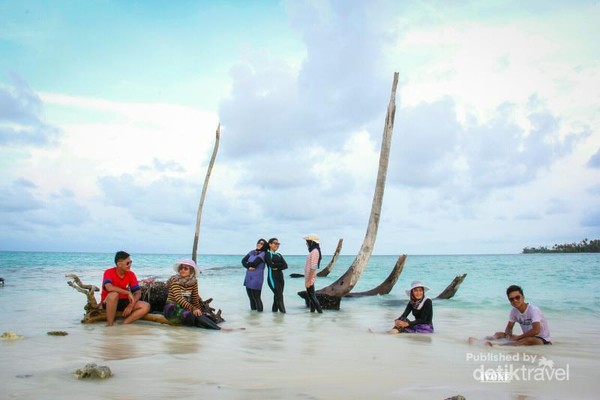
[317,238,343,277]
[65,274,224,325]
[305,72,399,309]
[289,238,344,278]
[434,274,467,300]
[192,124,220,263]
[344,254,406,297]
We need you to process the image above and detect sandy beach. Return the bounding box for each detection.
[1,253,599,399]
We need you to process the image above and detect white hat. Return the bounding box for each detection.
[405,280,430,297]
[303,233,320,244]
[172,259,200,276]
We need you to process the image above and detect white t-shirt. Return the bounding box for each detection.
[509,303,551,341]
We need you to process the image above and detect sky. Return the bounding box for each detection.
[1,0,599,256]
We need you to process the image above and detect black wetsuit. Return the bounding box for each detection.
[265,250,288,313]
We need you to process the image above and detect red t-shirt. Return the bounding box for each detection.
[101,267,140,303]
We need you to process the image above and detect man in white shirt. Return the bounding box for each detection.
[486,284,552,346]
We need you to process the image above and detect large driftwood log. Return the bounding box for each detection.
[344,254,406,297]
[192,124,220,263]
[66,274,224,325]
[309,72,398,308]
[434,274,467,300]
[317,238,343,277]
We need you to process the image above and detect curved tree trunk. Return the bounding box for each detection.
[316,72,399,300]
[435,274,467,299]
[317,238,343,277]
[192,124,221,263]
[344,254,406,297]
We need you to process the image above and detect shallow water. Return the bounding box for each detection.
[1,252,599,399]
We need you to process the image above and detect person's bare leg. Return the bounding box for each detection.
[104,292,120,326]
[122,301,151,324]
[510,337,545,346]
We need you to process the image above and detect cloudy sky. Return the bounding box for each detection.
[1,0,598,256]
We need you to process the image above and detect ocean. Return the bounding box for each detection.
[1,251,599,399]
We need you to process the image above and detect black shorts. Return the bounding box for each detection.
[536,336,552,345]
[102,298,130,311]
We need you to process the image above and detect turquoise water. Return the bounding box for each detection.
[1,252,599,399]
[1,251,598,316]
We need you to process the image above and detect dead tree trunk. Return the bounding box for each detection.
[192,124,221,263]
[435,274,467,299]
[312,72,399,308]
[344,254,406,297]
[66,274,224,325]
[317,238,343,277]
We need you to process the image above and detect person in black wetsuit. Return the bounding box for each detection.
[265,237,288,313]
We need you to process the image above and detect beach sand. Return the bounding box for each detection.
[1,303,598,400]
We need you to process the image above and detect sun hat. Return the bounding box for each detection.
[405,280,430,297]
[303,233,320,244]
[172,259,200,276]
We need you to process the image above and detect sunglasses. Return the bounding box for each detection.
[272,242,280,245]
[508,295,522,302]
[120,260,132,266]
[179,265,191,271]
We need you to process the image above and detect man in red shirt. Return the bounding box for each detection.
[101,251,150,326]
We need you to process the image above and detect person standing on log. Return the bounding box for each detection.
[241,238,268,312]
[101,251,151,326]
[303,233,323,313]
[265,237,288,313]
[390,280,434,334]
[164,259,223,330]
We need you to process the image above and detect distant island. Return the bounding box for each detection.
[522,238,600,253]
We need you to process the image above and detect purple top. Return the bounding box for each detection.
[242,250,266,290]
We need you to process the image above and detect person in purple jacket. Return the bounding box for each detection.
[241,238,268,312]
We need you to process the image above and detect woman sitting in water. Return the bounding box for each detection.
[164,259,223,330]
[390,280,434,334]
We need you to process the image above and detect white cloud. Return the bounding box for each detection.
[1,1,599,254]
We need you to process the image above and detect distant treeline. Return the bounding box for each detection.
[522,238,600,253]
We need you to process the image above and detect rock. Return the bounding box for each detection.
[74,363,113,379]
[1,332,23,340]
[444,396,466,400]
[47,331,68,336]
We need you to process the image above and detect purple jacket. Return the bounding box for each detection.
[242,250,266,290]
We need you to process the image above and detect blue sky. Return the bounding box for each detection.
[1,0,599,255]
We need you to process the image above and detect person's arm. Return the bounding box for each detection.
[511,321,541,340]
[408,299,432,326]
[191,282,202,316]
[169,282,196,311]
[264,251,274,268]
[104,282,135,303]
[242,252,264,269]
[272,253,288,270]
[305,250,319,287]
[394,303,412,328]
[241,253,251,269]
[496,321,516,338]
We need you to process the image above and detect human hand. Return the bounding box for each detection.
[122,304,133,317]
[394,320,408,328]
[193,309,201,317]
[249,267,256,271]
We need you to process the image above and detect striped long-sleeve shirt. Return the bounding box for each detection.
[166,276,201,311]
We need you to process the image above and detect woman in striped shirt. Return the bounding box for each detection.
[163,259,222,330]
[303,233,323,313]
